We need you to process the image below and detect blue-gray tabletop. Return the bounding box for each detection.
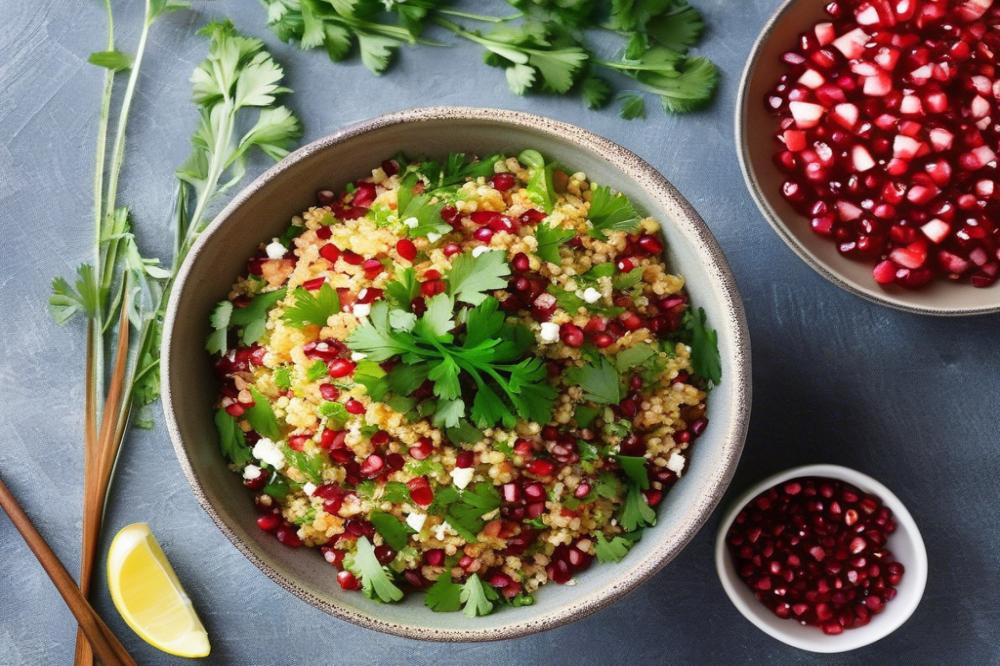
[2,1,998,664]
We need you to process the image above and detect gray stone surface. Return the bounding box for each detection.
[1,1,998,663]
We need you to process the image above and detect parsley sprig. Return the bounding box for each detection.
[259,1,719,117]
[348,252,556,428]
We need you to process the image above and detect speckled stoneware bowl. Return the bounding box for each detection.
[737,0,1000,316]
[162,107,752,640]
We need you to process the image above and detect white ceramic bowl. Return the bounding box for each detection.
[714,464,927,653]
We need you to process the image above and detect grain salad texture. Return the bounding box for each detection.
[206,150,721,616]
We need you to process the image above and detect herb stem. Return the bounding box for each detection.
[435,8,519,23]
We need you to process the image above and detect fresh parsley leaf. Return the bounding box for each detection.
[48,264,100,325]
[347,302,414,361]
[447,251,511,306]
[588,184,641,240]
[595,471,622,500]
[89,49,133,71]
[263,475,290,499]
[618,92,647,120]
[620,484,657,532]
[214,408,251,466]
[647,1,706,54]
[370,511,414,551]
[306,359,328,381]
[615,344,657,373]
[205,300,233,354]
[284,445,324,484]
[432,397,466,428]
[614,455,650,489]
[353,359,388,400]
[387,363,429,395]
[398,177,450,238]
[612,267,644,290]
[684,307,721,386]
[574,404,600,428]
[282,283,340,328]
[351,537,404,603]
[582,75,612,109]
[567,356,620,404]
[318,400,349,426]
[385,267,419,308]
[244,387,282,439]
[445,420,484,446]
[382,482,412,504]
[582,262,615,281]
[273,366,293,390]
[535,222,574,264]
[460,573,499,617]
[526,162,556,213]
[425,572,462,612]
[594,532,634,563]
[229,288,287,345]
[441,482,501,543]
[417,293,456,338]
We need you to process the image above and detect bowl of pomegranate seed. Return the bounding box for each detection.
[738,0,1000,315]
[715,464,927,652]
[163,107,752,640]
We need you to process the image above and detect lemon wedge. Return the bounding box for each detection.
[107,523,211,659]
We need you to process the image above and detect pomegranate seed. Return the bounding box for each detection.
[302,277,325,291]
[559,323,584,347]
[256,514,280,532]
[455,451,474,468]
[424,549,445,566]
[527,459,555,477]
[443,243,462,257]
[327,359,356,378]
[360,454,384,477]
[275,524,302,548]
[374,545,396,565]
[395,238,417,261]
[440,205,460,225]
[511,252,530,272]
[344,399,365,415]
[319,243,341,263]
[408,436,434,460]
[337,570,360,590]
[491,173,517,191]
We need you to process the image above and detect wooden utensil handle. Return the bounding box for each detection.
[0,478,136,666]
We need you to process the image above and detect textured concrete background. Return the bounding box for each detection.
[1,1,998,664]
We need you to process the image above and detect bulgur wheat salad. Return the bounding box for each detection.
[207,150,722,615]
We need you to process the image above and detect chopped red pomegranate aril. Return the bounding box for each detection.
[727,476,905,634]
[767,0,1000,289]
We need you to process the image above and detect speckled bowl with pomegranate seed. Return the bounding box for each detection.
[739,0,1000,315]
[206,148,722,615]
[163,108,750,641]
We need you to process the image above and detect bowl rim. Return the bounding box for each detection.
[162,105,752,641]
[714,463,928,653]
[735,0,1000,317]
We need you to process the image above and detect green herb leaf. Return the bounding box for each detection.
[425,572,462,612]
[620,484,657,532]
[535,222,574,264]
[273,366,293,390]
[460,573,499,617]
[614,455,650,489]
[618,92,647,120]
[381,482,412,504]
[588,184,641,240]
[353,359,388,400]
[582,75,612,109]
[282,283,340,328]
[229,288,288,345]
[284,445,324,484]
[352,537,404,603]
[612,267,644,291]
[370,511,415,551]
[318,400,349,426]
[214,408,251,466]
[306,359,328,381]
[89,49,133,71]
[615,344,657,373]
[684,307,721,386]
[447,251,511,306]
[49,265,100,325]
[567,355,620,404]
[594,532,634,563]
[244,387,282,440]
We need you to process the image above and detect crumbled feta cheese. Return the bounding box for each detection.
[352,303,371,318]
[242,464,262,480]
[565,578,577,586]
[667,451,686,475]
[302,482,317,496]
[426,232,441,243]
[265,240,287,259]
[433,521,454,541]
[406,512,427,533]
[471,245,490,258]
[450,467,474,490]
[403,216,419,228]
[582,287,602,303]
[252,438,284,469]
[350,352,367,362]
[538,321,560,343]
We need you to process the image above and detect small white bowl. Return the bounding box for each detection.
[715,464,927,653]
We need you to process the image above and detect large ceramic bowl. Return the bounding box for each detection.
[737,0,1000,316]
[162,107,752,640]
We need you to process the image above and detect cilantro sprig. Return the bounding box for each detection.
[587,183,642,240]
[282,282,341,328]
[347,252,556,428]
[349,537,404,603]
[259,1,719,117]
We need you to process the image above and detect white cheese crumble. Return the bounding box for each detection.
[352,303,371,318]
[265,240,287,259]
[471,245,490,258]
[433,521,455,541]
[350,352,367,361]
[402,216,419,228]
[242,464,262,480]
[252,438,285,469]
[582,287,602,303]
[538,321,560,344]
[450,467,474,490]
[426,232,442,243]
[302,482,317,496]
[667,451,686,475]
[405,512,427,533]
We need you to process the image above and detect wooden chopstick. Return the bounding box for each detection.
[0,477,136,666]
